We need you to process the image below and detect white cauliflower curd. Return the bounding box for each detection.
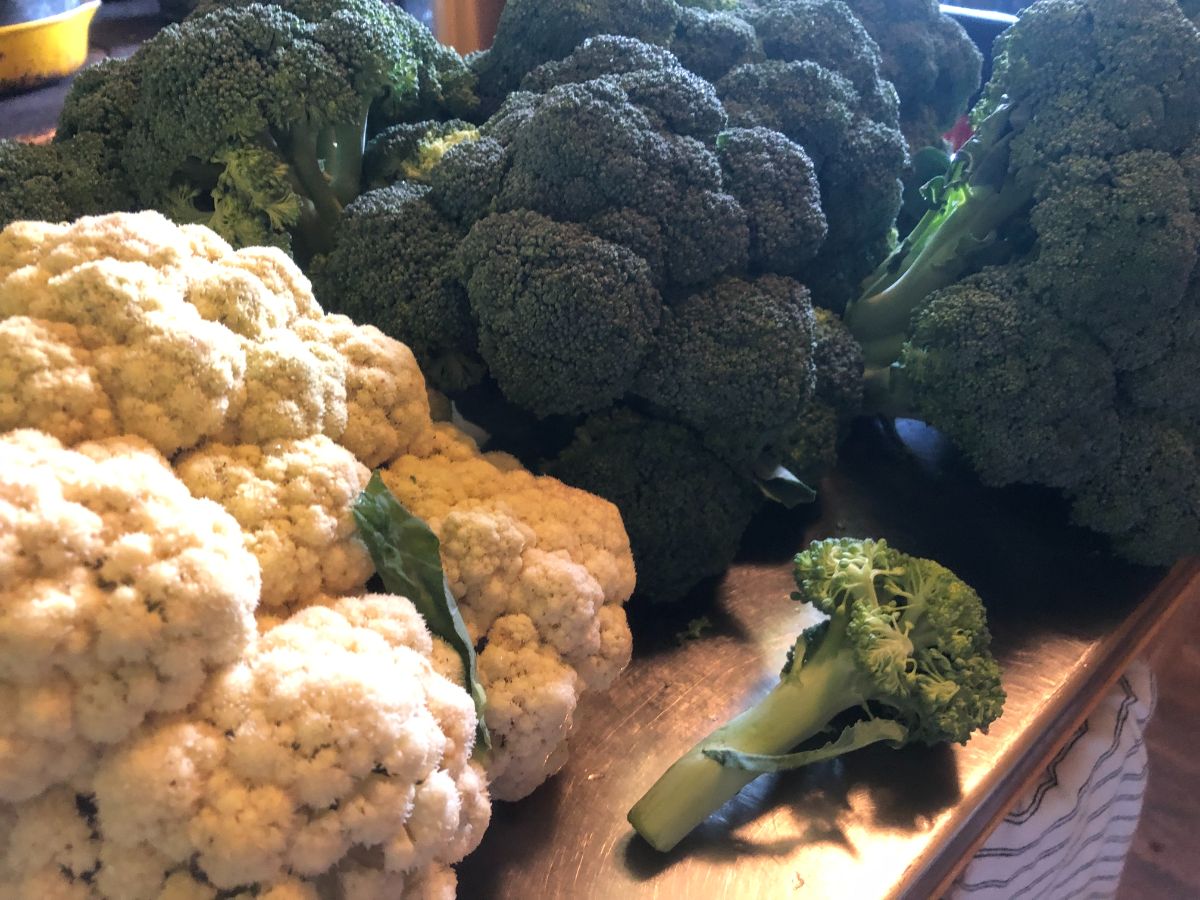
[0,209,637,887]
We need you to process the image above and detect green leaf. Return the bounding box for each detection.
[702,718,908,772]
[353,472,491,752]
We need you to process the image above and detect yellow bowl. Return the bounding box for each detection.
[0,0,101,94]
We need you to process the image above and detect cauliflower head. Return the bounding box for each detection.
[0,596,489,899]
[0,430,259,802]
[382,424,636,801]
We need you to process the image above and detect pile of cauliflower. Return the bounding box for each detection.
[0,212,636,897]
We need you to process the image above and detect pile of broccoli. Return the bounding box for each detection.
[843,0,1200,566]
[315,33,871,602]
[0,0,475,259]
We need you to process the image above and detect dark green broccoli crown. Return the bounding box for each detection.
[841,0,982,149]
[458,211,662,416]
[521,34,683,92]
[311,183,477,389]
[669,6,761,84]
[902,267,1120,492]
[1026,151,1200,371]
[1070,416,1200,566]
[586,207,668,286]
[427,136,508,229]
[474,0,681,105]
[57,58,142,152]
[496,78,748,285]
[718,60,858,168]
[363,119,479,190]
[0,136,131,230]
[635,274,817,469]
[743,0,900,127]
[546,408,763,603]
[716,126,827,275]
[978,0,1200,175]
[794,537,1005,745]
[812,307,865,414]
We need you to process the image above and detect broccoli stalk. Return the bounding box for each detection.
[628,538,1004,852]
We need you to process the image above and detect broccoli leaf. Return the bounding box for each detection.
[353,472,490,752]
[703,718,908,772]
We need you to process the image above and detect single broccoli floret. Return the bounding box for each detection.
[842,0,1200,567]
[629,536,1004,851]
[362,118,479,190]
[457,210,662,416]
[521,33,683,92]
[841,0,982,152]
[716,126,826,274]
[0,138,125,229]
[545,409,763,603]
[426,135,509,228]
[634,274,817,473]
[311,182,481,392]
[669,5,761,83]
[472,0,681,108]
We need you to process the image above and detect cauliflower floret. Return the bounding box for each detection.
[294,315,436,467]
[85,597,488,896]
[476,615,580,802]
[0,317,117,445]
[0,431,260,802]
[175,437,373,611]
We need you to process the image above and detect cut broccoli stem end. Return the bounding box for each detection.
[628,620,864,853]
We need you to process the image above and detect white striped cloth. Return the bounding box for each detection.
[949,659,1155,900]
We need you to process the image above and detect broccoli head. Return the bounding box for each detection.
[634,275,817,473]
[473,0,681,107]
[0,135,131,231]
[630,536,1004,851]
[840,1,1200,566]
[669,6,761,84]
[841,0,983,152]
[545,409,763,603]
[716,126,827,275]
[362,119,480,190]
[458,211,662,416]
[310,182,481,392]
[85,0,473,260]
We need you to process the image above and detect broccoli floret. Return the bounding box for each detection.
[457,211,662,416]
[716,126,826,274]
[669,6,761,84]
[521,34,682,92]
[716,11,910,309]
[496,76,748,285]
[363,119,479,190]
[841,0,982,152]
[841,0,1200,566]
[635,274,817,472]
[741,0,900,127]
[0,135,131,230]
[545,409,763,603]
[629,536,1004,851]
[473,0,680,108]
[426,136,508,228]
[311,183,480,391]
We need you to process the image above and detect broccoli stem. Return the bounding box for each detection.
[844,187,1017,349]
[627,623,864,853]
[326,106,371,207]
[282,123,345,253]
